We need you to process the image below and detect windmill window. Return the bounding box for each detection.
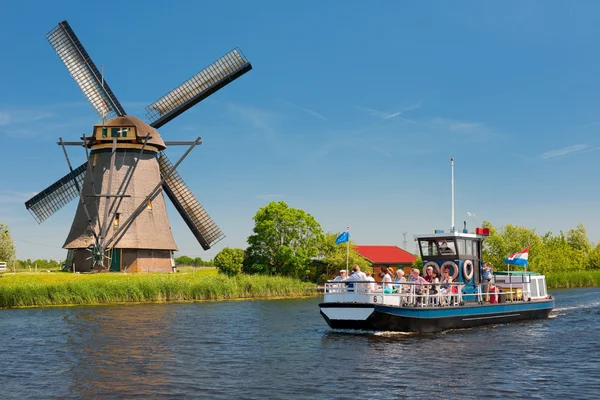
[102,127,108,137]
[111,128,120,137]
[114,213,120,228]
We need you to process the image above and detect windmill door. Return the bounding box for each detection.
[109,249,121,272]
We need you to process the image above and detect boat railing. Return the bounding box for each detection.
[323,280,533,307]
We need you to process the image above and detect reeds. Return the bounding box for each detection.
[546,270,600,289]
[0,270,316,308]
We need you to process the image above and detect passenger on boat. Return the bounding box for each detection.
[393,269,408,293]
[348,265,368,292]
[348,265,367,281]
[365,272,376,292]
[408,268,427,304]
[482,262,493,302]
[424,266,435,282]
[334,270,347,281]
[380,266,393,292]
[439,268,454,306]
[429,271,440,294]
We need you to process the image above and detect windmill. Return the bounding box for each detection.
[24,20,252,272]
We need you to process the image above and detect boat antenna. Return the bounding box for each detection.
[451,157,455,232]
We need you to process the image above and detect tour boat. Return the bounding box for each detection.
[319,159,554,333]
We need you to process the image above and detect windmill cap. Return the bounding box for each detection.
[92,115,166,150]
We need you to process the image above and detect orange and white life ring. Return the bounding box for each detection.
[463,260,474,281]
[423,261,440,276]
[440,261,459,281]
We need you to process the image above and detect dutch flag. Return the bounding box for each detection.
[504,247,529,267]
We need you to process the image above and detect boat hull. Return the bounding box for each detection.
[319,299,554,333]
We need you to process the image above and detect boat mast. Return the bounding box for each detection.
[451,157,455,232]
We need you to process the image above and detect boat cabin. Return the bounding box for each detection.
[414,227,489,287]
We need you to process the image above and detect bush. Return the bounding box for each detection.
[214,248,245,277]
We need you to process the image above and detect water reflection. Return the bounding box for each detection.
[65,305,175,398]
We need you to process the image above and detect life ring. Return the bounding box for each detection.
[463,260,474,281]
[423,261,440,276]
[440,261,459,281]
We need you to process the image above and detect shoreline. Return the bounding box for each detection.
[0,271,318,309]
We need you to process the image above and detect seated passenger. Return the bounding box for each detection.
[394,269,407,292]
[333,270,347,281]
[408,268,427,303]
[348,265,367,281]
[380,266,393,292]
[348,265,368,292]
[365,272,376,292]
[439,268,453,306]
[424,266,435,282]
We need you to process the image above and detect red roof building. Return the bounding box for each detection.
[355,245,417,282]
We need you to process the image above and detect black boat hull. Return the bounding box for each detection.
[319,300,554,333]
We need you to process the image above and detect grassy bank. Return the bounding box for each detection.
[546,270,600,289]
[0,269,317,308]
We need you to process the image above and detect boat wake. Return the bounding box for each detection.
[551,300,600,316]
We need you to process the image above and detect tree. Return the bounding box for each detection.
[0,223,16,263]
[319,232,371,277]
[586,243,600,269]
[244,201,324,278]
[412,256,423,270]
[567,223,591,253]
[481,221,542,270]
[214,248,245,276]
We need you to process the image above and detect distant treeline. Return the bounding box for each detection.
[174,256,213,267]
[11,259,63,271]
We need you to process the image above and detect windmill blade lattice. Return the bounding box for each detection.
[25,162,87,223]
[46,21,126,119]
[158,152,224,250]
[146,48,252,129]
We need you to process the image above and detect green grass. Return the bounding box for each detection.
[545,270,600,289]
[0,269,317,308]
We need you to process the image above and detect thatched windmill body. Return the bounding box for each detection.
[25,21,252,272]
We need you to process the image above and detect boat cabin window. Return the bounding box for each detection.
[438,239,456,255]
[457,239,477,257]
[419,240,439,257]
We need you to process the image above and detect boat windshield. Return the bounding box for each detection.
[419,239,457,257]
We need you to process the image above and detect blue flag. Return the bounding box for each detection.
[335,228,350,245]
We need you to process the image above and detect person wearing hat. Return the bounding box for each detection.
[334,270,347,281]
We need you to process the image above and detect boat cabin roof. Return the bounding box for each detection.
[413,231,483,240]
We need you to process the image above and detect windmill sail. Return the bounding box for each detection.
[157,152,224,250]
[146,48,252,128]
[46,20,126,119]
[25,163,87,224]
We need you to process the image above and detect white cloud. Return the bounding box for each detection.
[282,100,327,121]
[355,100,422,120]
[539,144,589,160]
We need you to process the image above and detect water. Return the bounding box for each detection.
[0,288,599,399]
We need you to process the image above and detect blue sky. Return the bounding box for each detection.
[1,0,600,261]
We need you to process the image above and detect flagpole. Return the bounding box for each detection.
[346,233,350,276]
[451,157,455,232]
